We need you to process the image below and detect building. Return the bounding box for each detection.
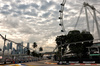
[7,43,10,51]
[23,47,27,54]
[9,42,12,50]
[3,45,7,50]
[12,48,16,54]
[19,42,23,54]
[16,42,23,54]
[27,42,29,49]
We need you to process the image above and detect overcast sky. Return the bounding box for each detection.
[0,0,100,52]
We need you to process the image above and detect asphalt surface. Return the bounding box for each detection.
[21,60,100,66]
[1,60,100,66]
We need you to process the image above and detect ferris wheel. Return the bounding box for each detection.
[58,0,66,33]
[58,0,100,39]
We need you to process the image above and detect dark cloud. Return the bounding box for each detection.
[2,5,9,9]
[30,3,39,9]
[42,12,50,18]
[0,10,11,15]
[13,13,19,17]
[14,10,22,15]
[24,11,37,16]
[17,4,30,9]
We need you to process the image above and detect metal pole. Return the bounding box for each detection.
[84,3,90,32]
[3,35,6,56]
[93,9,100,39]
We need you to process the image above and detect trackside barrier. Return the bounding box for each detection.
[13,61,15,64]
[15,61,17,64]
[56,61,100,65]
[2,55,40,64]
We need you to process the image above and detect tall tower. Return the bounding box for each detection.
[27,42,29,50]
[18,42,23,54]
[18,43,21,54]
[7,43,10,51]
[9,42,12,50]
[24,47,27,54]
[12,48,16,54]
[3,46,7,51]
[16,44,19,54]
[21,42,23,54]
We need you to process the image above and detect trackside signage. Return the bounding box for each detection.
[68,61,95,63]
[69,61,79,63]
[83,61,95,63]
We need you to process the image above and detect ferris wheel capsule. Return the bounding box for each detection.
[61,3,64,6]
[59,10,63,13]
[59,0,66,34]
[59,24,62,26]
[59,17,62,19]
[61,30,64,32]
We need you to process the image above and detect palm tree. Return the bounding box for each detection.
[39,47,43,58]
[33,42,37,50]
[39,47,43,52]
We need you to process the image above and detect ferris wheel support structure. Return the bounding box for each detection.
[84,2,100,39]
[84,3,90,32]
[54,1,100,54]
[93,9,100,39]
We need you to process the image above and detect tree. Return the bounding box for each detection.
[27,49,30,55]
[0,48,2,51]
[33,42,37,49]
[55,30,94,58]
[67,30,84,57]
[55,35,68,60]
[81,30,94,57]
[39,47,43,52]
[67,30,94,58]
[81,30,94,47]
[55,35,67,46]
[55,35,68,53]
[67,30,84,42]
[31,50,39,57]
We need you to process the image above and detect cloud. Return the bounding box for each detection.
[23,9,37,16]
[30,3,39,9]
[0,10,10,15]
[40,1,56,11]
[17,4,30,9]
[0,0,100,52]
[3,16,19,28]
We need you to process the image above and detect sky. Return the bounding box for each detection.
[0,0,100,52]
